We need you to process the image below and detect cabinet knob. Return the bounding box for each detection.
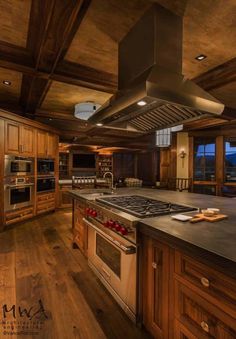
[200,321,209,333]
[201,277,210,288]
[152,262,157,269]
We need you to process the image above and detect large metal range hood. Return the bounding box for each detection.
[89,4,224,132]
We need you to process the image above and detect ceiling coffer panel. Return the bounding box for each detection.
[88,3,224,131]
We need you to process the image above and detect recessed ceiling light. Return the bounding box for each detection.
[49,118,53,121]
[195,54,207,61]
[3,80,11,86]
[96,123,103,126]
[137,100,147,106]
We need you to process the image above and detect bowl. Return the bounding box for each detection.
[202,209,215,217]
[207,208,220,215]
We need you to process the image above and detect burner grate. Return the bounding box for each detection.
[97,195,197,218]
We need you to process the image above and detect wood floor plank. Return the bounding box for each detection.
[0,210,150,339]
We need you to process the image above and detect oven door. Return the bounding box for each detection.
[84,218,137,319]
[4,183,34,211]
[37,177,55,193]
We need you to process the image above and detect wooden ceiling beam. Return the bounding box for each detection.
[193,57,236,91]
[20,0,92,114]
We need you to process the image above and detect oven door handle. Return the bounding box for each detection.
[6,183,35,188]
[83,218,136,255]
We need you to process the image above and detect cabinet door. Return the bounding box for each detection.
[143,238,169,338]
[5,121,20,154]
[20,125,35,156]
[47,133,56,158]
[37,130,47,157]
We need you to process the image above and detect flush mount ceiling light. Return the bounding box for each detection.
[96,123,103,127]
[3,80,11,86]
[74,102,101,120]
[195,54,207,61]
[137,100,147,106]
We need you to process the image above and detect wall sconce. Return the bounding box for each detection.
[179,149,187,158]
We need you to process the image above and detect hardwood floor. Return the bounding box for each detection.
[0,210,150,339]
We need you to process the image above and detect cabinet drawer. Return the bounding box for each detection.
[5,207,34,225]
[175,281,236,338]
[37,202,55,215]
[37,193,55,202]
[175,252,236,317]
[175,319,198,339]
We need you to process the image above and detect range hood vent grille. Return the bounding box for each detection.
[128,103,205,132]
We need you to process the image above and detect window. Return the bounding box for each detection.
[194,138,216,181]
[225,139,236,182]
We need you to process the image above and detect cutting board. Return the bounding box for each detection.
[190,213,228,223]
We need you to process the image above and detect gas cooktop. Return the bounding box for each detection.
[96,195,197,218]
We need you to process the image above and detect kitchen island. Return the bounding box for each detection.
[70,188,236,338]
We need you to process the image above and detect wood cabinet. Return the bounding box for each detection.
[36,192,55,215]
[142,237,170,338]
[141,235,236,339]
[5,121,35,156]
[59,184,72,208]
[73,200,87,256]
[37,131,57,158]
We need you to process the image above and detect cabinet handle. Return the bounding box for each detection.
[200,321,209,333]
[152,262,157,269]
[201,277,210,288]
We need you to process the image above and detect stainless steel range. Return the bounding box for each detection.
[84,194,197,321]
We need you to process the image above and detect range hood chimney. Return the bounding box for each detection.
[89,4,224,132]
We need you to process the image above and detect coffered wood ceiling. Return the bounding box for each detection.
[0,0,236,148]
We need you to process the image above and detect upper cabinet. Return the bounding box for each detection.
[5,121,35,156]
[37,130,57,158]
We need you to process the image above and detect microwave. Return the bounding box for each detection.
[37,177,55,193]
[4,155,34,176]
[37,158,55,175]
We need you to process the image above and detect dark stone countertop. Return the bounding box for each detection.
[69,187,236,266]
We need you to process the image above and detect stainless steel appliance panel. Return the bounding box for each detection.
[4,155,34,176]
[4,177,35,211]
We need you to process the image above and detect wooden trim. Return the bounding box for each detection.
[216,135,224,195]
[194,56,236,91]
[0,119,4,230]
[0,109,59,134]
[188,136,193,191]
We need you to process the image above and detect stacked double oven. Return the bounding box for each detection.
[4,156,56,217]
[4,155,35,213]
[37,158,55,193]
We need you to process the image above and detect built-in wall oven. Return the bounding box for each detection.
[84,217,137,321]
[4,177,35,212]
[37,158,55,176]
[4,155,34,176]
[37,177,55,193]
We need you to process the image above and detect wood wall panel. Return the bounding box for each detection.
[210,82,236,109]
[137,150,158,186]
[113,153,135,180]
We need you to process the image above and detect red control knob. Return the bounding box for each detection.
[92,210,97,217]
[86,208,90,215]
[120,227,128,235]
[108,220,114,228]
[114,222,121,231]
